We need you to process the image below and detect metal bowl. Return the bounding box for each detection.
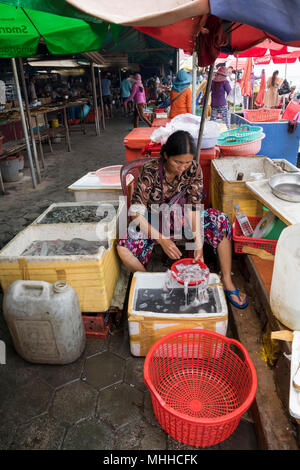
[269,173,300,202]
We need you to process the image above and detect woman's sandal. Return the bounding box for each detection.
[224,288,248,309]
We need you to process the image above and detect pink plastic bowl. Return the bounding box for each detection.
[218,134,265,157]
[95,165,122,185]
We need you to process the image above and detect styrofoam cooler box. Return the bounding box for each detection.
[127,272,228,357]
[0,223,120,313]
[271,159,300,173]
[68,172,134,202]
[31,200,126,238]
[210,156,284,223]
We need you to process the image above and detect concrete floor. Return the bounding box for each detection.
[0,115,258,450]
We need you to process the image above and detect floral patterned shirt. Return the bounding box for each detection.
[131,158,203,210]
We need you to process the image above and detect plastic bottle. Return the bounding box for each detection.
[234,204,253,237]
[270,223,300,330]
[3,280,86,364]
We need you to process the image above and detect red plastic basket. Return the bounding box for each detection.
[144,329,257,447]
[243,107,281,122]
[171,258,209,286]
[232,216,277,255]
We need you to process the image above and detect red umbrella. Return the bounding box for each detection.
[254,70,266,107]
[137,19,300,66]
[254,49,300,64]
[240,58,253,97]
[65,1,300,66]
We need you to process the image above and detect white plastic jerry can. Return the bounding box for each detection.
[270,223,300,330]
[3,280,86,364]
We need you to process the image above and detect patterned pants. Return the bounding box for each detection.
[118,208,232,266]
[210,105,231,129]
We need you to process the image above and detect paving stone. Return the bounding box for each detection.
[0,377,53,424]
[125,357,147,392]
[50,380,98,425]
[143,391,162,429]
[33,357,85,389]
[62,418,113,450]
[96,383,143,429]
[109,327,132,360]
[9,414,66,450]
[0,342,40,388]
[0,418,18,450]
[83,351,124,390]
[113,419,167,451]
[83,337,110,359]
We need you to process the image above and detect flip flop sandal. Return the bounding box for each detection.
[224,288,248,309]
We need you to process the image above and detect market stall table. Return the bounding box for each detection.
[246,179,300,225]
[68,171,134,202]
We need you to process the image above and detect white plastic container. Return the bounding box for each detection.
[3,280,86,364]
[289,331,300,420]
[128,272,228,357]
[270,223,300,330]
[68,171,134,202]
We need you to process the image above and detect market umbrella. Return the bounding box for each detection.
[254,69,266,108]
[0,3,110,57]
[0,3,112,188]
[255,49,300,65]
[240,58,253,98]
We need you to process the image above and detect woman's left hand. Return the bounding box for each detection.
[194,248,204,263]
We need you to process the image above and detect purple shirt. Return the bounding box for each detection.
[125,83,146,105]
[211,80,231,107]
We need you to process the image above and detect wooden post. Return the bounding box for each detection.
[90,62,100,136]
[34,114,45,168]
[0,168,5,194]
[196,62,215,163]
[98,67,106,130]
[63,106,71,152]
[192,52,198,115]
[18,58,41,183]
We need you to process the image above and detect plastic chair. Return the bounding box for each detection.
[120,157,157,207]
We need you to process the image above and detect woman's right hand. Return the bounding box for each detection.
[159,238,182,260]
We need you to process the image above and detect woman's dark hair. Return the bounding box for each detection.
[271,70,279,87]
[161,130,196,159]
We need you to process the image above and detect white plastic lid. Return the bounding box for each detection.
[53,281,69,293]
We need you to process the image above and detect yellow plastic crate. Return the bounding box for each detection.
[0,223,120,313]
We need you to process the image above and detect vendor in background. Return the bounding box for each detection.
[120,74,132,116]
[117,130,248,309]
[101,72,113,119]
[289,86,296,103]
[0,79,6,107]
[227,66,234,82]
[169,69,192,119]
[196,70,211,117]
[124,73,152,128]
[29,76,38,103]
[264,70,281,108]
[210,66,231,129]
